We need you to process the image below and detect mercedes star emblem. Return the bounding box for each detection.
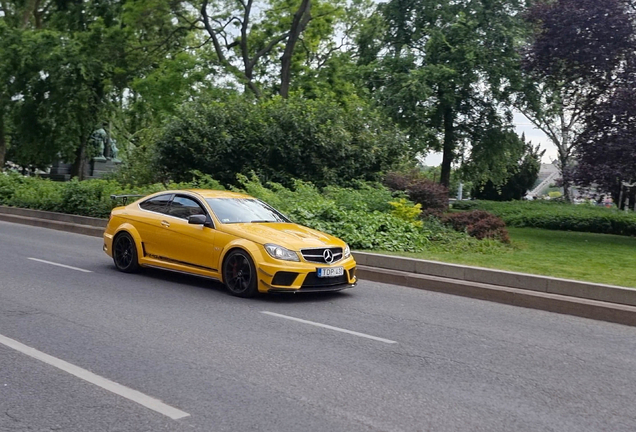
[323,249,334,264]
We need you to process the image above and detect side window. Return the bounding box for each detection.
[139,194,173,214]
[169,196,206,219]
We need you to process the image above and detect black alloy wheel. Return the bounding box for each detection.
[113,232,139,273]
[223,250,258,298]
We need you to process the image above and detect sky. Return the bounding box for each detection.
[422,112,558,166]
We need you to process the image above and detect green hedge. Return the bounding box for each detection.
[451,200,636,236]
[0,172,224,218]
[0,172,510,254]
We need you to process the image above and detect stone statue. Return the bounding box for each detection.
[89,126,122,162]
[90,128,108,161]
[110,138,121,163]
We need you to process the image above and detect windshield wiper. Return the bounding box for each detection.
[250,219,276,223]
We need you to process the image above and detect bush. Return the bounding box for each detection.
[442,210,510,243]
[384,171,449,212]
[384,171,414,192]
[0,173,63,212]
[0,173,512,254]
[452,200,636,236]
[323,181,394,213]
[407,179,449,213]
[234,175,508,252]
[0,172,225,218]
[388,198,422,225]
[156,94,410,188]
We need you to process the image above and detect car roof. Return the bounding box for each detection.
[181,189,252,199]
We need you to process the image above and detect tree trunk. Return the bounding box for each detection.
[0,113,5,171]
[70,141,88,180]
[280,0,311,98]
[557,151,572,203]
[630,188,636,211]
[440,107,454,188]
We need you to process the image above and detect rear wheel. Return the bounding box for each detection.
[223,250,258,298]
[113,232,139,273]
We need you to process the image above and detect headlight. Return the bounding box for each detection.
[264,244,300,262]
[344,244,351,258]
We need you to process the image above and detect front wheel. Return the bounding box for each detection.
[113,232,140,273]
[223,250,258,298]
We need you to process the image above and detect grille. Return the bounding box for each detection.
[301,272,349,288]
[300,247,343,264]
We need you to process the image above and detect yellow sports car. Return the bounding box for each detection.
[103,190,357,297]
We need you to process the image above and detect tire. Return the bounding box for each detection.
[223,250,258,298]
[113,232,140,273]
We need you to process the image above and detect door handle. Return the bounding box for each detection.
[161,220,170,228]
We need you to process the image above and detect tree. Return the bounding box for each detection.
[517,0,636,202]
[0,23,19,170]
[359,0,528,188]
[574,68,636,210]
[156,94,410,187]
[468,133,544,201]
[191,0,342,98]
[1,0,198,176]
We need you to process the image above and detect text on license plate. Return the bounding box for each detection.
[317,267,344,278]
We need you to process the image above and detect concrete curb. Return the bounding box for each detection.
[352,251,636,308]
[2,205,635,326]
[357,266,636,327]
[0,206,105,237]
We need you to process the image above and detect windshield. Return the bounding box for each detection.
[205,198,290,224]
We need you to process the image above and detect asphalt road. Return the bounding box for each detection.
[1,220,636,432]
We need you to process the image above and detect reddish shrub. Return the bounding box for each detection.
[384,171,449,212]
[383,171,415,192]
[407,179,449,212]
[442,210,510,243]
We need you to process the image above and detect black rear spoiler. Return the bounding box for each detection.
[110,194,145,205]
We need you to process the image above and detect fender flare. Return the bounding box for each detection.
[113,223,145,259]
[218,240,263,283]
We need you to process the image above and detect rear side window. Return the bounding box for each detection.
[168,196,206,219]
[139,194,173,214]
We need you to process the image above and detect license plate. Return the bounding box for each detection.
[317,267,344,278]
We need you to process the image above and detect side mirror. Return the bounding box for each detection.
[188,214,214,228]
[188,214,207,225]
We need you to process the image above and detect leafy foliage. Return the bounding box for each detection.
[519,0,636,201]
[388,198,422,226]
[468,133,543,201]
[384,171,449,212]
[0,172,223,218]
[233,175,506,253]
[442,210,509,243]
[573,77,636,210]
[360,0,528,187]
[524,0,635,87]
[156,94,410,188]
[451,200,636,236]
[0,173,510,254]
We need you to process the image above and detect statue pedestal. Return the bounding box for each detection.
[44,157,122,181]
[47,160,73,181]
[89,159,122,179]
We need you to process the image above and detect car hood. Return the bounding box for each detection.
[219,222,344,250]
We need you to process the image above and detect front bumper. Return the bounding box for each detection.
[256,256,357,294]
[267,282,357,294]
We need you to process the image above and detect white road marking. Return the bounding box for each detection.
[27,258,92,273]
[261,311,398,344]
[0,333,190,420]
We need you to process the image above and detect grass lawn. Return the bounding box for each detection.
[376,228,636,289]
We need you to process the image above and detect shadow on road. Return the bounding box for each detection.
[121,265,355,304]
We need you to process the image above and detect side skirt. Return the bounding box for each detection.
[142,264,221,283]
